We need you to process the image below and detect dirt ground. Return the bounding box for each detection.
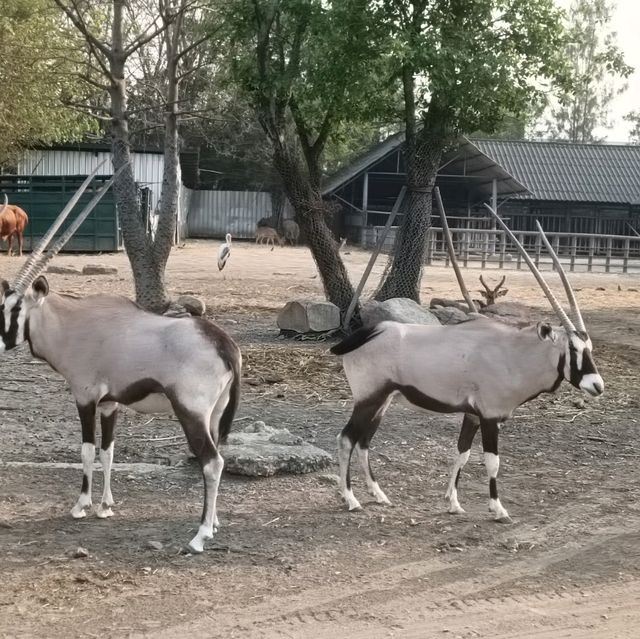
[1,240,640,639]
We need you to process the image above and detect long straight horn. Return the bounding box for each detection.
[13,160,108,292]
[535,220,586,333]
[435,187,477,313]
[483,203,575,331]
[23,165,127,285]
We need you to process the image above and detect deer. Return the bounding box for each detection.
[281,219,300,246]
[0,195,29,257]
[255,225,283,248]
[330,204,603,523]
[0,164,242,553]
[477,274,508,307]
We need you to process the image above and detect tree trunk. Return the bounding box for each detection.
[376,70,447,302]
[273,147,355,315]
[109,47,170,313]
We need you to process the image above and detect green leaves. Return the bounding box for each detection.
[0,0,94,164]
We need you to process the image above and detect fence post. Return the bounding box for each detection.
[570,235,577,272]
[588,236,594,272]
[605,237,613,273]
[623,238,630,274]
[499,231,506,269]
[552,235,561,271]
[516,233,523,270]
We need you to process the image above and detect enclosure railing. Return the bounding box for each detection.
[425,227,640,274]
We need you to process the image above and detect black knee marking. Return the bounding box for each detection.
[100,409,117,451]
[480,419,499,456]
[77,402,96,445]
[457,413,480,453]
[489,478,498,500]
[76,403,96,496]
[454,468,462,488]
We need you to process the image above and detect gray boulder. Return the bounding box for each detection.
[82,264,118,275]
[223,421,332,477]
[430,305,471,325]
[360,298,440,327]
[277,300,340,333]
[481,301,531,326]
[46,265,82,275]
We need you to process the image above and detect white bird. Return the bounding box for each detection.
[217,233,232,272]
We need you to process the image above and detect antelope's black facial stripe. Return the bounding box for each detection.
[568,342,597,387]
[0,298,23,350]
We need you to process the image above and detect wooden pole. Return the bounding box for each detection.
[342,186,407,330]
[434,187,477,313]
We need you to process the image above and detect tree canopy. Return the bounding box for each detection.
[0,0,94,165]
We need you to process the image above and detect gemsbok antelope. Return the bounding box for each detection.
[0,165,241,553]
[331,210,603,522]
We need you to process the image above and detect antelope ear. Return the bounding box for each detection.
[32,276,49,299]
[1,279,9,294]
[537,322,557,342]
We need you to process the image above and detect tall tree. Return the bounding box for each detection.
[0,0,93,165]
[53,0,212,313]
[538,0,632,143]
[374,0,572,302]
[224,0,388,317]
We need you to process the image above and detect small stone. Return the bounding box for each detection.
[176,295,206,316]
[146,540,163,551]
[46,265,82,275]
[82,264,118,275]
[73,547,89,559]
[317,474,340,486]
[596,287,606,291]
[628,288,638,292]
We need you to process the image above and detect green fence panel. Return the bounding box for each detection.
[0,175,123,253]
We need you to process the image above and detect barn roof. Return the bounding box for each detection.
[322,133,528,199]
[323,135,640,206]
[473,139,640,206]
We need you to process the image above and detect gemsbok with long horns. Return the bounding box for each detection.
[331,204,603,521]
[0,164,241,553]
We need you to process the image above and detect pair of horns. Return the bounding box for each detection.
[484,204,586,334]
[12,161,127,296]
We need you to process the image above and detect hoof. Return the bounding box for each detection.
[71,505,91,519]
[448,505,466,515]
[348,503,363,512]
[96,505,114,519]
[494,515,513,524]
[187,541,204,554]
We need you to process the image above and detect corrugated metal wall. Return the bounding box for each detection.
[186,189,273,238]
[19,150,165,210]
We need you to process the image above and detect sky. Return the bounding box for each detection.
[556,0,640,142]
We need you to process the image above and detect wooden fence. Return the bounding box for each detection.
[425,227,640,274]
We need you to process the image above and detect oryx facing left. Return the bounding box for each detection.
[0,165,241,554]
[331,210,603,521]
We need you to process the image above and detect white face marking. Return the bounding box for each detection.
[580,372,605,396]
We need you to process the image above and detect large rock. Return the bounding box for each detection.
[430,305,471,325]
[223,421,332,477]
[82,264,118,275]
[176,294,206,317]
[277,300,340,333]
[481,301,531,326]
[46,265,82,275]
[360,298,440,327]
